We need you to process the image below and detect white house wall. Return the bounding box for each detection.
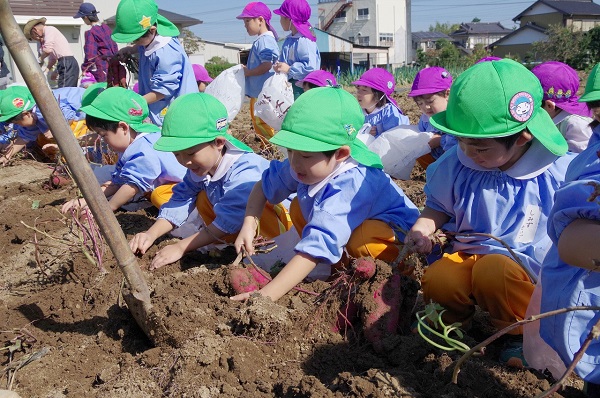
[498,29,548,45]
[519,3,559,17]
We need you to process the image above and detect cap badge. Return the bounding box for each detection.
[128,99,144,116]
[344,124,356,136]
[139,16,152,29]
[216,118,227,131]
[12,98,24,108]
[509,92,534,122]
[387,81,393,90]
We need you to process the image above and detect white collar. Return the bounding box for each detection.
[456,138,558,179]
[207,141,246,182]
[144,34,171,56]
[259,31,274,39]
[552,109,570,125]
[290,158,359,197]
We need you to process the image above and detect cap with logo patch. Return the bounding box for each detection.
[430,58,568,156]
[271,86,383,168]
[0,86,36,122]
[80,87,160,133]
[154,93,252,152]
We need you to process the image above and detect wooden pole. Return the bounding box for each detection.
[0,0,172,346]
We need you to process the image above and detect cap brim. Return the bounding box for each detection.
[579,91,600,102]
[408,87,447,97]
[270,128,340,152]
[111,31,144,43]
[155,133,252,152]
[81,103,160,134]
[554,99,592,118]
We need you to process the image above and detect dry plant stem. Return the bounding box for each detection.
[452,305,600,384]
[536,316,600,398]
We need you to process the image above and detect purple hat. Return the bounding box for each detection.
[532,61,592,117]
[296,70,337,88]
[192,64,213,83]
[132,82,139,93]
[73,2,98,18]
[408,66,452,97]
[476,56,502,64]
[352,68,400,109]
[236,2,279,40]
[274,0,316,42]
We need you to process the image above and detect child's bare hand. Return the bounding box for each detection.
[129,232,156,255]
[230,291,255,301]
[273,62,290,74]
[234,217,258,256]
[149,243,185,270]
[61,198,87,214]
[404,230,433,254]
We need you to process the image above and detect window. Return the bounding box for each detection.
[357,8,369,20]
[334,10,347,22]
[358,36,370,46]
[379,33,393,46]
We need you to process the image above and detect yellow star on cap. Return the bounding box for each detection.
[139,15,152,29]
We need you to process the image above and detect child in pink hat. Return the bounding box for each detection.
[237,2,280,139]
[408,66,455,168]
[352,68,409,137]
[192,64,213,92]
[296,70,337,92]
[273,0,321,99]
[532,61,593,153]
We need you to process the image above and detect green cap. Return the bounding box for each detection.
[80,82,108,108]
[0,86,35,122]
[111,0,180,43]
[579,62,600,102]
[154,93,253,152]
[80,87,160,133]
[430,58,568,156]
[270,87,383,168]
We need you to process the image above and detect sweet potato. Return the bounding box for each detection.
[228,267,260,294]
[247,264,271,288]
[351,257,377,281]
[331,299,359,333]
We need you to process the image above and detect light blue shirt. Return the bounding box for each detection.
[246,32,279,98]
[137,36,199,126]
[159,152,269,233]
[539,126,600,383]
[279,33,320,81]
[365,103,410,138]
[261,160,420,265]
[111,133,187,194]
[417,114,457,159]
[425,140,574,278]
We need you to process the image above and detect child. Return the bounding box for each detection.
[273,0,321,100]
[353,68,410,137]
[408,66,456,169]
[532,61,593,153]
[192,64,212,93]
[61,87,187,214]
[539,62,600,395]
[232,86,420,302]
[129,93,292,270]
[73,2,119,83]
[404,59,575,368]
[0,85,88,165]
[236,2,280,139]
[111,0,198,126]
[296,69,336,92]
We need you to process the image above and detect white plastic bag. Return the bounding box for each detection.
[253,73,294,131]
[204,64,245,122]
[359,125,432,180]
[523,279,567,379]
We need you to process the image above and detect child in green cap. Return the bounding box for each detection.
[61,87,187,214]
[111,0,198,126]
[232,86,420,302]
[129,93,292,271]
[404,59,576,368]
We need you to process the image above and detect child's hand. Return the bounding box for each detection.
[0,154,10,166]
[273,62,290,74]
[149,243,185,270]
[234,216,259,256]
[129,232,156,255]
[61,198,87,214]
[428,134,442,150]
[404,229,433,254]
[230,291,255,301]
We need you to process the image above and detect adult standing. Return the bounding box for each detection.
[24,18,79,87]
[73,3,118,83]
[0,37,12,90]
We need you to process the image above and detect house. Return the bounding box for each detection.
[449,22,512,51]
[489,0,600,60]
[316,0,410,68]
[411,31,453,62]
[199,41,251,66]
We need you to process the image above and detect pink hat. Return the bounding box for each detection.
[532,61,592,117]
[352,68,400,109]
[476,56,502,63]
[408,66,453,97]
[132,82,139,93]
[192,64,213,83]
[79,71,97,88]
[236,2,278,40]
[295,70,337,88]
[273,0,316,42]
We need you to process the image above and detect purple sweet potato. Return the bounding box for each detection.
[351,257,377,281]
[247,264,271,288]
[228,266,260,294]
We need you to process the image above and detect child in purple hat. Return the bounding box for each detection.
[352,68,409,137]
[532,61,593,153]
[296,70,336,92]
[273,0,321,99]
[192,64,212,92]
[237,2,280,139]
[408,66,455,168]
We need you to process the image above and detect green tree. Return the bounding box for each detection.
[180,28,203,55]
[204,56,235,78]
[582,26,600,67]
[471,17,481,23]
[428,22,460,35]
[531,24,587,68]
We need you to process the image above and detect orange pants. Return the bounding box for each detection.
[289,197,400,263]
[196,190,291,243]
[249,97,275,140]
[422,252,534,335]
[149,183,178,209]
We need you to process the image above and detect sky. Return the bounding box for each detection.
[155,0,536,44]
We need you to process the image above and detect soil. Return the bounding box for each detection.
[0,91,588,398]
